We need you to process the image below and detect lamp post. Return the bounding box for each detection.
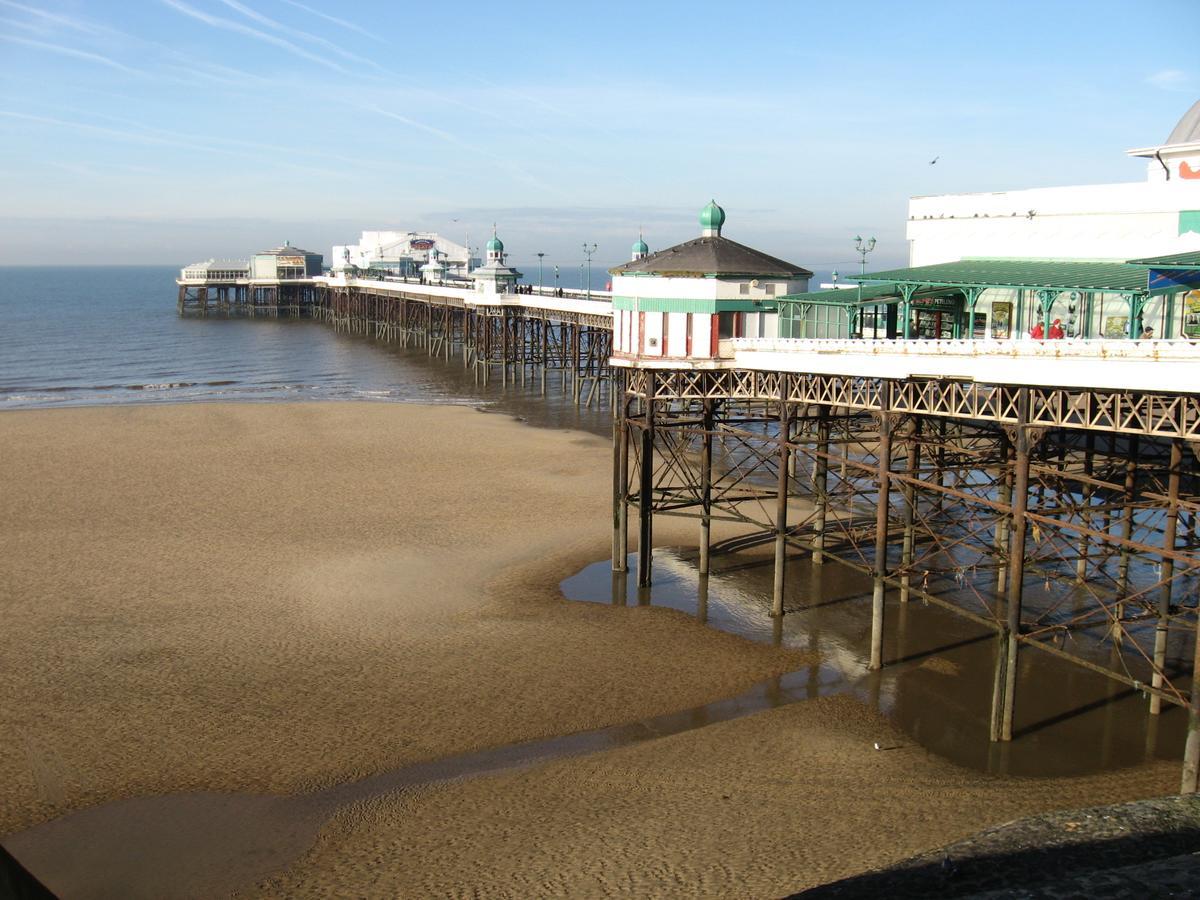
[854,235,876,276]
[582,242,598,300]
[537,252,545,295]
[554,265,559,295]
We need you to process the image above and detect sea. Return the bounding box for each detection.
[0,265,611,433]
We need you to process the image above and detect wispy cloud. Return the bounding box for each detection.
[277,0,382,43]
[0,0,113,36]
[0,109,349,178]
[160,0,350,74]
[363,104,555,193]
[1146,69,1192,92]
[0,35,144,76]
[213,0,387,72]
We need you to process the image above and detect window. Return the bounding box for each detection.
[739,283,750,295]
[718,311,736,339]
[765,283,777,296]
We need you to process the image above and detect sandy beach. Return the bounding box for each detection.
[0,401,1177,896]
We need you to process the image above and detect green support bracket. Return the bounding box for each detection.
[899,284,919,339]
[1129,293,1148,339]
[964,287,982,340]
[1036,289,1056,338]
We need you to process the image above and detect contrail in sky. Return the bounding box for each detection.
[213,0,387,72]
[0,0,112,36]
[0,35,144,76]
[277,0,383,43]
[160,0,351,74]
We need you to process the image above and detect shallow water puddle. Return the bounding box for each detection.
[563,549,1190,778]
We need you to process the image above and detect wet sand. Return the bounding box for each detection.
[0,402,1177,896]
[0,405,801,873]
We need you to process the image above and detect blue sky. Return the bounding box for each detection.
[0,0,1196,272]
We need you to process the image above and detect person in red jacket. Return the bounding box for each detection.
[1030,321,1045,340]
[1048,318,1065,339]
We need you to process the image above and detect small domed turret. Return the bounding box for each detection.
[486,228,504,263]
[631,233,649,262]
[700,200,725,237]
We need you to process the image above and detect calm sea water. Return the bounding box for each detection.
[0,266,610,433]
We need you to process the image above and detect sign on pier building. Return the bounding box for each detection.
[609,202,812,364]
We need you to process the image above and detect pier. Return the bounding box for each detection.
[175,228,1200,791]
[611,338,1200,791]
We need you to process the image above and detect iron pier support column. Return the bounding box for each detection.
[772,397,792,618]
[997,391,1036,742]
[1076,432,1096,583]
[900,420,921,603]
[1151,438,1183,715]
[812,406,831,565]
[636,371,657,588]
[1182,606,1200,792]
[699,398,714,576]
[1114,435,1140,641]
[870,383,894,671]
[996,432,1013,596]
[612,369,629,573]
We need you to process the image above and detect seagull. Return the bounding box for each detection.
[873,741,882,751]
[929,156,939,165]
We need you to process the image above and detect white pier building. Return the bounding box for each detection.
[908,100,1200,266]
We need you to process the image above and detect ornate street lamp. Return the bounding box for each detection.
[537,252,545,295]
[582,242,598,300]
[854,235,876,275]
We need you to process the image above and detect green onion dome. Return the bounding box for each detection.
[699,200,726,232]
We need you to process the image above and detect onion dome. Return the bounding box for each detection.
[700,200,726,236]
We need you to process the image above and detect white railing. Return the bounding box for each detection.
[732,337,1200,361]
[313,275,613,318]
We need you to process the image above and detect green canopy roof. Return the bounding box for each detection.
[1125,251,1200,269]
[858,258,1157,294]
[778,284,898,305]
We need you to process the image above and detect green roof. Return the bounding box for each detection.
[1125,251,1200,269]
[858,259,1155,294]
[778,284,898,305]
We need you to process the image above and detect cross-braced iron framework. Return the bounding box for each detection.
[614,367,1200,791]
[311,286,612,406]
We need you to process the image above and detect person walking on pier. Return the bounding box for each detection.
[1030,321,1045,340]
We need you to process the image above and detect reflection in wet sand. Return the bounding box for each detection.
[562,548,1191,777]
